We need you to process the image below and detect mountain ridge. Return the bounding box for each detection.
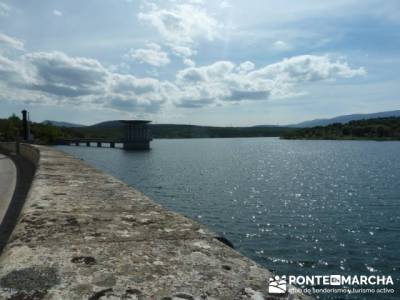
[43,120,86,128]
[42,109,400,129]
[287,110,400,128]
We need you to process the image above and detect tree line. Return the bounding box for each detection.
[282,117,400,140]
[0,114,80,144]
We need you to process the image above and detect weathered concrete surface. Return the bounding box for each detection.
[0,144,36,253]
[0,154,16,224]
[0,145,312,300]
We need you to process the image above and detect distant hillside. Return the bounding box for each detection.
[43,120,86,128]
[90,120,124,128]
[38,110,400,140]
[288,110,400,128]
[282,117,400,140]
[62,122,293,139]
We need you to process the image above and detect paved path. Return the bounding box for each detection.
[0,153,16,224]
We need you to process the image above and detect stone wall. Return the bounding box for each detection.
[0,142,40,167]
[0,143,16,155]
[0,145,312,299]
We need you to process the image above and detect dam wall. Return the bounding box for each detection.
[0,142,40,166]
[0,144,311,299]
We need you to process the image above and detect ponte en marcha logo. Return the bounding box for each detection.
[267,274,395,296]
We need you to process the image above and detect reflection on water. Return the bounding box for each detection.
[57,138,400,300]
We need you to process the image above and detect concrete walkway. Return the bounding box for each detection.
[0,153,16,225]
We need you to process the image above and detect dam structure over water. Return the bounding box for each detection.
[60,120,153,150]
[121,120,152,150]
[0,142,311,299]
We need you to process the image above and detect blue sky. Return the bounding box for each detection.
[0,0,399,126]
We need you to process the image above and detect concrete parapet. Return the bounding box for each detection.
[0,142,40,167]
[0,145,312,299]
[0,143,16,154]
[0,154,16,225]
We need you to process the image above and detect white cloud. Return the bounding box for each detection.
[177,60,235,82]
[183,58,195,67]
[53,9,63,16]
[237,61,255,73]
[173,55,366,107]
[126,43,170,67]
[24,51,109,97]
[0,32,24,51]
[137,3,220,46]
[272,40,292,51]
[0,50,166,113]
[189,0,205,4]
[167,44,197,67]
[0,2,10,16]
[168,44,196,57]
[137,2,222,69]
[174,60,272,107]
[220,1,232,9]
[249,55,366,82]
[0,54,31,85]
[110,73,160,95]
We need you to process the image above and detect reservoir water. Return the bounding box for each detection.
[56,138,400,299]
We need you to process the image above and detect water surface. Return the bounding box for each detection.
[57,138,400,299]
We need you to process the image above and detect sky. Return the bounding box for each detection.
[0,0,399,126]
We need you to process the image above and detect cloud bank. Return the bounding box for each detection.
[0,33,24,51]
[0,34,366,115]
[125,43,170,67]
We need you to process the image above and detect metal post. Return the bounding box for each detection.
[21,110,28,141]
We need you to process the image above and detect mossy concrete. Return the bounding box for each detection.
[0,145,312,299]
